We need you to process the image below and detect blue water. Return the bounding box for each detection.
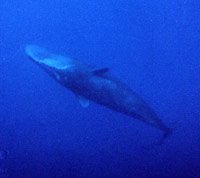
[0,0,200,177]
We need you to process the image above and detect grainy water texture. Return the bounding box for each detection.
[0,0,200,178]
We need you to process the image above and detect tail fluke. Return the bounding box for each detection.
[156,128,173,145]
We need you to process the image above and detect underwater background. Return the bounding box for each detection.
[0,0,200,177]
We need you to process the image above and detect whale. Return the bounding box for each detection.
[25,45,172,145]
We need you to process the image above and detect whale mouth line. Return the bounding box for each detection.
[25,45,71,70]
[37,58,70,69]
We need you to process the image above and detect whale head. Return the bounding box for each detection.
[25,45,73,81]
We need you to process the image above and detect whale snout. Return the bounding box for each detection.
[25,45,71,70]
[25,45,50,62]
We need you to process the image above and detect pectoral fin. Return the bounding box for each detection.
[76,95,89,108]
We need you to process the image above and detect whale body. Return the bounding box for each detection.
[25,45,172,144]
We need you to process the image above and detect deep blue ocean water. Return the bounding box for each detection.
[0,0,200,177]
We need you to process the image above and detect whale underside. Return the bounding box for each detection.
[25,45,172,145]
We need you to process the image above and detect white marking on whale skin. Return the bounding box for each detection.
[53,71,60,81]
[76,95,90,108]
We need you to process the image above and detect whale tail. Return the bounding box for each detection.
[157,128,173,145]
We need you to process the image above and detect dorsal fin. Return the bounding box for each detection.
[92,67,110,76]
